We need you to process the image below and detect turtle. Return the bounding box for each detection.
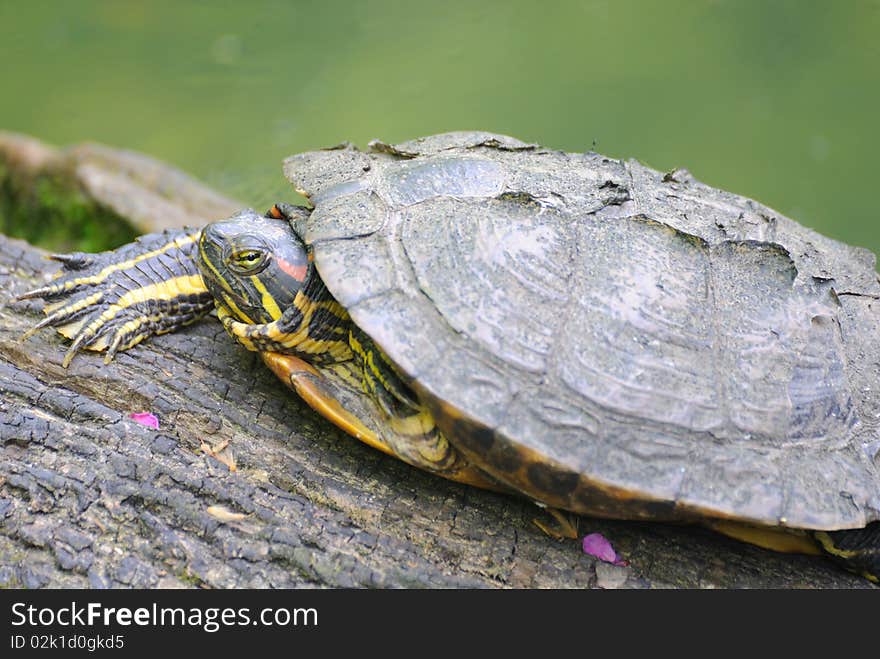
[16,131,880,581]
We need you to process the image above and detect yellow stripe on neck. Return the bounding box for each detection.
[249,275,284,321]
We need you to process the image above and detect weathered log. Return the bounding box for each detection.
[0,131,242,251]
[0,135,873,588]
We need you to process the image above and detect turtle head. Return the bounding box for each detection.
[198,208,310,324]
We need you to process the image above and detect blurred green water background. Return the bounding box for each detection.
[1,0,878,255]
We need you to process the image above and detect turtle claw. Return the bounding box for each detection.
[532,506,579,540]
[20,317,50,341]
[20,318,58,342]
[14,283,62,302]
[47,251,94,270]
[62,340,85,369]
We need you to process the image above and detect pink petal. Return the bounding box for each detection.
[129,412,159,430]
[582,533,628,567]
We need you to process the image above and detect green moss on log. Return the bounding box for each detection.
[0,159,138,253]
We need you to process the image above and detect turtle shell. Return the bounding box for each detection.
[283,132,880,531]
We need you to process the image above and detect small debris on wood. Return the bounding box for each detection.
[206,505,249,522]
[583,532,629,567]
[129,412,159,429]
[200,438,237,472]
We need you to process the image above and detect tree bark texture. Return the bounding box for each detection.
[0,134,872,588]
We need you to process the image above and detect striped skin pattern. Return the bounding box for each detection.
[17,228,214,366]
[815,525,880,583]
[347,325,470,474]
[213,261,354,366]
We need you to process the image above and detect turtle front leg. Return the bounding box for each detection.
[16,228,213,366]
[220,306,508,492]
[261,351,508,492]
[261,351,396,456]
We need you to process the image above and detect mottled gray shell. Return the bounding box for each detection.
[284,131,880,531]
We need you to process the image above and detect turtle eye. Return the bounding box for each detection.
[229,247,268,274]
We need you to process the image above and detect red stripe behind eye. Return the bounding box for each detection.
[277,256,308,282]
